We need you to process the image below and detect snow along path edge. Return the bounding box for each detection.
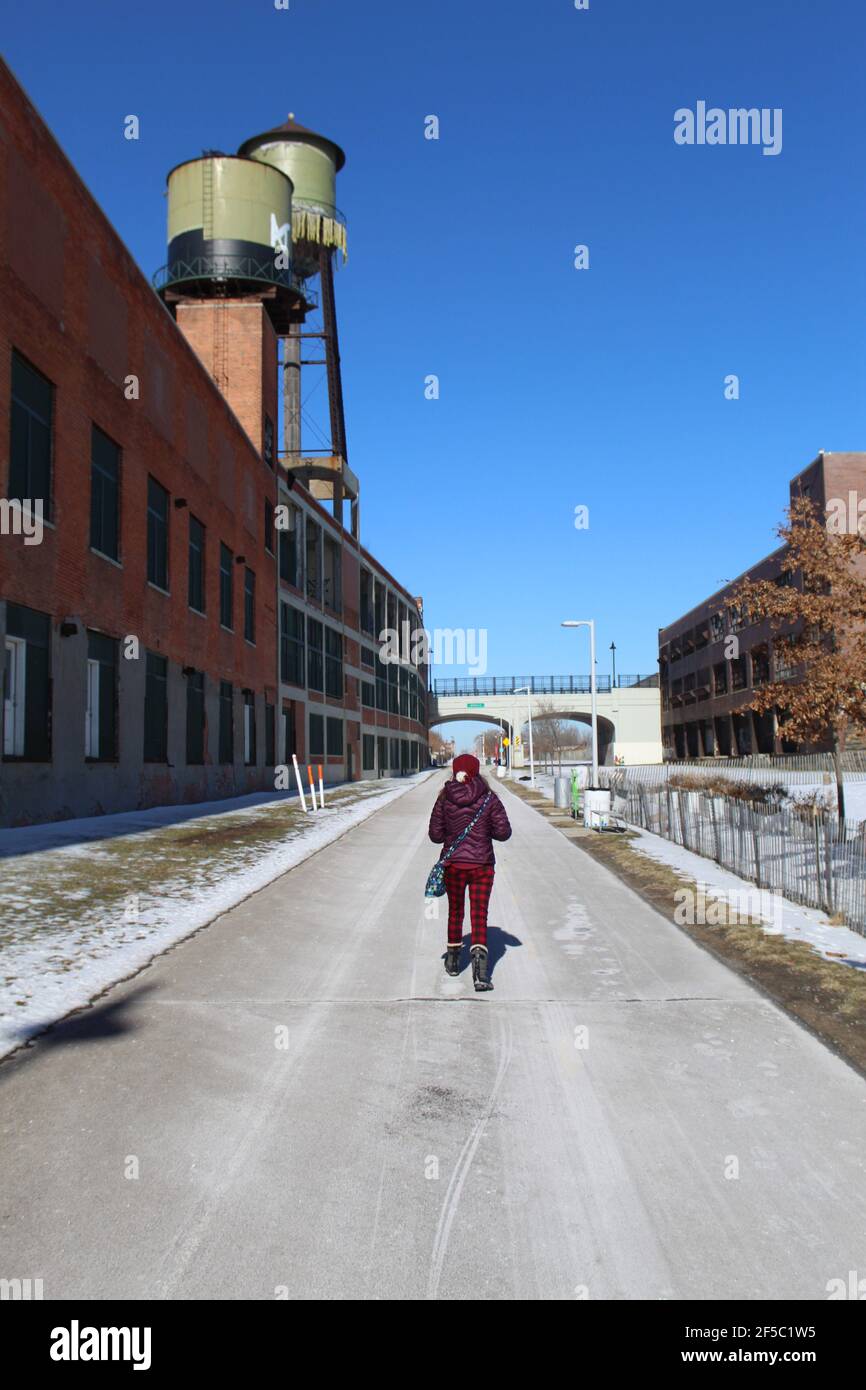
[0,772,437,1061]
[624,823,866,969]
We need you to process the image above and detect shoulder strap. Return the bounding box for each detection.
[440,794,492,865]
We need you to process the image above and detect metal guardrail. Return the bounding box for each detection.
[152,259,318,307]
[431,674,658,697]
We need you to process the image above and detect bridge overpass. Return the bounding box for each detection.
[429,675,662,766]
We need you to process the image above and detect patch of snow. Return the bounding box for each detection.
[0,773,434,1058]
[626,825,866,970]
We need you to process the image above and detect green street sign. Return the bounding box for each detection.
[467,702,485,708]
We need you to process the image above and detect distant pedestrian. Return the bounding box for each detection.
[428,753,512,991]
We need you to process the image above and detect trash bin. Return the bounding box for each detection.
[554,776,571,808]
[583,788,612,830]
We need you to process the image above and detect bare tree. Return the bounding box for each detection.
[428,730,453,765]
[731,493,866,818]
[532,700,575,774]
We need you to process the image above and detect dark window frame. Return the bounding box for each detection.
[9,351,53,520]
[90,425,121,562]
[219,543,234,630]
[146,476,170,591]
[188,514,206,614]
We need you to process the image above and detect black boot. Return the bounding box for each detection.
[445,945,461,976]
[471,944,493,992]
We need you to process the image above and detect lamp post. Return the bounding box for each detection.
[562,619,599,788]
[610,641,617,688]
[514,685,535,788]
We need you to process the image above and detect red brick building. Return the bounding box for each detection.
[658,452,866,760]
[0,59,428,825]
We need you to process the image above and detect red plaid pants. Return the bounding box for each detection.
[443,863,495,948]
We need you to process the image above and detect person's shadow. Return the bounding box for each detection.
[442,928,522,982]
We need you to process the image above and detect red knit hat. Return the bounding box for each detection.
[452,753,480,780]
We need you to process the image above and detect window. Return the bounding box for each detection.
[309,712,324,758]
[264,498,275,554]
[390,737,400,769]
[307,618,323,691]
[377,735,388,773]
[713,662,728,695]
[360,570,374,635]
[3,635,25,757]
[323,535,342,613]
[282,704,296,763]
[305,520,321,601]
[361,645,376,669]
[244,569,256,644]
[751,645,770,686]
[3,603,50,760]
[376,653,388,711]
[399,667,409,716]
[147,477,169,590]
[363,734,375,770]
[388,662,399,714]
[325,626,343,699]
[278,503,302,588]
[374,580,385,640]
[243,690,256,765]
[219,681,233,764]
[731,655,748,691]
[9,352,52,519]
[85,631,117,761]
[143,651,168,762]
[361,680,375,708]
[220,543,233,629]
[188,515,205,613]
[185,669,205,764]
[265,702,275,766]
[90,426,120,561]
[280,603,305,686]
[326,717,343,755]
[263,414,275,470]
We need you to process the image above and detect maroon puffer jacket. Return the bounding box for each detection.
[428,775,513,866]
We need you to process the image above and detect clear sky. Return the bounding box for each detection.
[4,0,865,751]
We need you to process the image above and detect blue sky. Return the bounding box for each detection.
[4,0,866,749]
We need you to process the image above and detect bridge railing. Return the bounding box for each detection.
[431,674,659,697]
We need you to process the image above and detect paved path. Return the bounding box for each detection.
[2,773,865,1300]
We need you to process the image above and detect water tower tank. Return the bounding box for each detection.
[237,116,346,279]
[157,153,294,302]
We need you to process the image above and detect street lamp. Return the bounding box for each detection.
[610,641,617,688]
[562,619,599,788]
[514,685,536,788]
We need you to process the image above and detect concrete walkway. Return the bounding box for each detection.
[1,773,865,1300]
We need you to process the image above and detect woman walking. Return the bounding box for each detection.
[428,753,512,991]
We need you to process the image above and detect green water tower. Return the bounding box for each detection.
[237,115,347,279]
[154,153,306,330]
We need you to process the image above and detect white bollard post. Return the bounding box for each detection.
[307,764,318,811]
[292,754,308,813]
[318,764,325,808]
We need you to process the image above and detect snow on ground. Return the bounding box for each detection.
[0,772,435,1059]
[506,767,866,969]
[625,825,866,971]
